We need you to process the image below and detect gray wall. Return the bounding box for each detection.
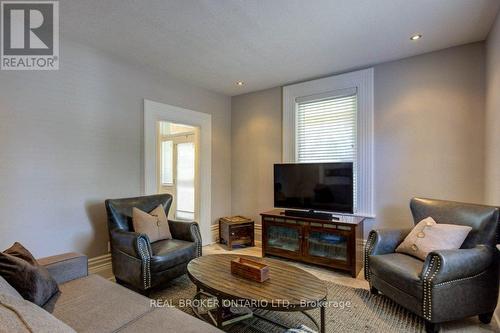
[485,14,500,323]
[0,40,231,258]
[374,43,485,230]
[231,43,486,234]
[231,87,282,225]
[485,13,500,206]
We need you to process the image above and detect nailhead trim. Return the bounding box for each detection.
[422,255,441,321]
[434,270,486,287]
[364,232,377,282]
[190,223,202,257]
[137,238,151,289]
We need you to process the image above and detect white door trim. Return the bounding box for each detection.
[144,99,212,245]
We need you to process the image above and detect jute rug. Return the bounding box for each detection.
[150,274,424,333]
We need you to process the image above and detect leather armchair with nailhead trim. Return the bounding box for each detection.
[365,197,499,333]
[105,194,202,295]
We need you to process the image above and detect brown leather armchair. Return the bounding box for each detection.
[105,194,202,294]
[365,198,499,333]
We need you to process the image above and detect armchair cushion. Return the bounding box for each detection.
[369,253,424,298]
[150,240,197,273]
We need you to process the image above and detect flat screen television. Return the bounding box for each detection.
[274,162,353,214]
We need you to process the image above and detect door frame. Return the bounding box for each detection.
[144,99,212,245]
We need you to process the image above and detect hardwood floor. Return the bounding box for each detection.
[203,242,499,332]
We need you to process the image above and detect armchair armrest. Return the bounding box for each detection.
[421,245,498,285]
[38,252,88,284]
[168,220,199,242]
[110,229,152,259]
[366,228,411,256]
[168,220,202,256]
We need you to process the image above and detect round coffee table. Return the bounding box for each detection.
[187,254,327,332]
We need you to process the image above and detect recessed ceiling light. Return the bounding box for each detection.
[410,34,422,41]
[236,81,244,86]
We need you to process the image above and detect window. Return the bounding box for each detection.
[161,140,174,185]
[176,142,195,220]
[296,92,357,163]
[283,69,374,217]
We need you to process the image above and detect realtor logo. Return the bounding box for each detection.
[1,1,59,70]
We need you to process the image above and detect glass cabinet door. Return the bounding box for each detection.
[307,230,348,262]
[266,225,301,253]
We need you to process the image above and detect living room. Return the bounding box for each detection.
[0,1,499,332]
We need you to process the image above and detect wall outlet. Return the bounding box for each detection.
[107,241,111,253]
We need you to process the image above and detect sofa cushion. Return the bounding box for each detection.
[118,307,223,333]
[150,239,196,272]
[0,293,75,333]
[0,242,60,306]
[48,275,152,333]
[369,253,424,298]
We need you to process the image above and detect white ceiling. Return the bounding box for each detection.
[62,0,500,96]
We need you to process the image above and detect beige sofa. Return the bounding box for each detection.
[0,252,222,333]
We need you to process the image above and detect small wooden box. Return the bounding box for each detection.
[219,216,254,250]
[230,257,269,282]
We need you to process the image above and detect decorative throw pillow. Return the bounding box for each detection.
[0,243,60,307]
[0,293,76,333]
[0,276,23,299]
[396,217,472,260]
[132,204,172,242]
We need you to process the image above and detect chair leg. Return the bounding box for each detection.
[478,312,493,324]
[425,321,440,333]
[369,286,379,295]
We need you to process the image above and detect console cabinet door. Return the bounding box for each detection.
[304,226,352,268]
[263,218,303,259]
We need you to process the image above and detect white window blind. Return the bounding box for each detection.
[296,91,357,163]
[295,89,357,211]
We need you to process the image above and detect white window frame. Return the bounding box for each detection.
[282,68,374,217]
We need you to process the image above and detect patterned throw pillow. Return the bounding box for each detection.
[132,205,172,242]
[395,217,472,260]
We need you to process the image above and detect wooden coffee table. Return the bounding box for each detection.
[187,254,328,332]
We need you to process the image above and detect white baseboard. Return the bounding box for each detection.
[210,224,219,243]
[88,253,114,280]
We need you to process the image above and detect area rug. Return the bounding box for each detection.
[150,274,424,333]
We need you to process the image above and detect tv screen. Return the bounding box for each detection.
[274,162,353,214]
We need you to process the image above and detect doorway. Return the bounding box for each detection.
[144,99,212,245]
[157,121,198,221]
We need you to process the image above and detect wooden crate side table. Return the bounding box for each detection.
[219,216,255,250]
